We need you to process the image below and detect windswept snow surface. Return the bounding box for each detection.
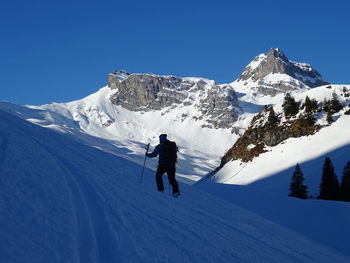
[1,110,349,262]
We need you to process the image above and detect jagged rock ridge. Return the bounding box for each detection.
[108,70,241,129]
[234,48,329,96]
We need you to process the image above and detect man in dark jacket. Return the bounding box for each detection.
[146,134,180,197]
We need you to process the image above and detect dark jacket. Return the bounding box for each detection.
[146,141,175,165]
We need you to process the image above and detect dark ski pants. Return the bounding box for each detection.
[156,164,180,194]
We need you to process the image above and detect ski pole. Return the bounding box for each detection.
[169,181,171,196]
[139,143,150,183]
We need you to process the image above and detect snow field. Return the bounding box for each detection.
[1,110,349,262]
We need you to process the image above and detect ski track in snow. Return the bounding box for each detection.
[34,137,139,262]
[41,145,121,262]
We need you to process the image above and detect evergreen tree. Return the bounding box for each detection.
[282,93,299,118]
[298,113,315,128]
[267,107,279,126]
[340,161,350,202]
[324,93,343,114]
[326,111,333,124]
[289,163,308,199]
[304,96,318,113]
[318,157,340,200]
[331,93,343,112]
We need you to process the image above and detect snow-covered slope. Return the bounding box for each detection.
[0,86,238,183]
[2,109,349,262]
[199,182,350,258]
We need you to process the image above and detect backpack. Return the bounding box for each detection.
[165,140,178,163]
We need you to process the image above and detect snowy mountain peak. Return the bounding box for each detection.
[233,48,328,96]
[266,47,289,63]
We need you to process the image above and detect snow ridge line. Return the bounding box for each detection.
[220,162,249,183]
[193,162,249,186]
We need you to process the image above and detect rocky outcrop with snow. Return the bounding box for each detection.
[220,85,350,165]
[233,48,328,96]
[108,70,241,129]
[108,71,194,111]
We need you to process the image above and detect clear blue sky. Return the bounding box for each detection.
[1,0,349,105]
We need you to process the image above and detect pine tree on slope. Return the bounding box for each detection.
[318,157,340,201]
[282,93,299,118]
[326,111,333,124]
[340,161,350,202]
[304,96,318,113]
[267,107,279,126]
[324,93,343,114]
[289,163,308,199]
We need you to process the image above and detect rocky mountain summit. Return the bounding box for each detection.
[108,70,241,129]
[233,48,328,96]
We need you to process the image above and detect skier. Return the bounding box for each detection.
[146,134,180,197]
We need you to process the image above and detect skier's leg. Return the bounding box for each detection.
[166,165,180,195]
[156,165,165,192]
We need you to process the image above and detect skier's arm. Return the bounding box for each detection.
[146,145,160,158]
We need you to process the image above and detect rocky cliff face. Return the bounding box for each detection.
[108,70,241,129]
[194,84,240,129]
[233,48,328,96]
[109,71,192,111]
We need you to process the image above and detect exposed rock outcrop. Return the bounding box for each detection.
[194,84,240,129]
[220,105,321,164]
[109,71,191,111]
[108,71,241,129]
[221,118,320,163]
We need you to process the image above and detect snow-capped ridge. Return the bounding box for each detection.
[233,48,328,97]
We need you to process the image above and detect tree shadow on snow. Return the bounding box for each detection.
[247,144,350,196]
